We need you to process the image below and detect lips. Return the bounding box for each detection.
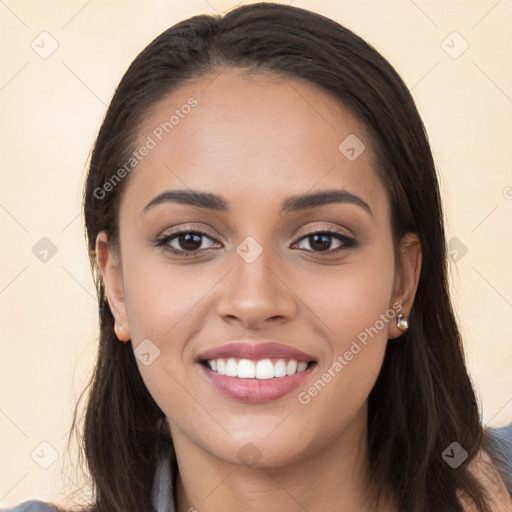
[196,340,318,403]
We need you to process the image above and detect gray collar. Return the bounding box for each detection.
[152,451,176,512]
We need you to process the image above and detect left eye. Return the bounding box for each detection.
[292,230,356,253]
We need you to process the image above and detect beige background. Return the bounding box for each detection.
[1,0,511,508]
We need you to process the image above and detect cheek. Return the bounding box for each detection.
[293,247,396,410]
[120,258,211,409]
[303,250,396,348]
[122,256,211,343]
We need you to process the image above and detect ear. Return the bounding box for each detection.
[388,232,422,339]
[95,231,131,342]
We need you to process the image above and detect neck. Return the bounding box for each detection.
[170,407,395,512]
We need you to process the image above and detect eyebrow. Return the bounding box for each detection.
[141,188,373,217]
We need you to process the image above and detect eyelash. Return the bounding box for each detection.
[153,227,357,258]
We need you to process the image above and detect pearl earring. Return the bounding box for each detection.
[397,313,409,332]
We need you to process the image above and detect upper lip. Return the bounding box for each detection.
[197,341,317,363]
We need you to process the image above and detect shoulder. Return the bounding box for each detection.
[0,500,66,512]
[460,442,512,511]
[484,424,512,494]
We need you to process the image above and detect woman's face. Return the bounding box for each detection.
[97,69,420,468]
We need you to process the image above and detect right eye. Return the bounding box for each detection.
[154,229,221,256]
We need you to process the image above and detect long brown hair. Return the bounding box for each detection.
[71,3,493,511]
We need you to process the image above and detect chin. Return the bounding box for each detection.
[207,429,318,469]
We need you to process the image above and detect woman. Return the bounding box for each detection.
[3,3,511,511]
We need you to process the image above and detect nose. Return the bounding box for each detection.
[215,245,297,330]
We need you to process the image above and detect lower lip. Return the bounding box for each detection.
[199,363,316,403]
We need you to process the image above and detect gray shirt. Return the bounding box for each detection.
[0,453,175,512]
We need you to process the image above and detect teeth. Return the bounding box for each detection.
[255,359,274,379]
[286,360,297,375]
[274,359,287,377]
[225,358,238,377]
[297,362,308,373]
[206,358,311,379]
[237,359,256,378]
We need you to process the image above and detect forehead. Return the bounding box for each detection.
[120,69,388,219]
